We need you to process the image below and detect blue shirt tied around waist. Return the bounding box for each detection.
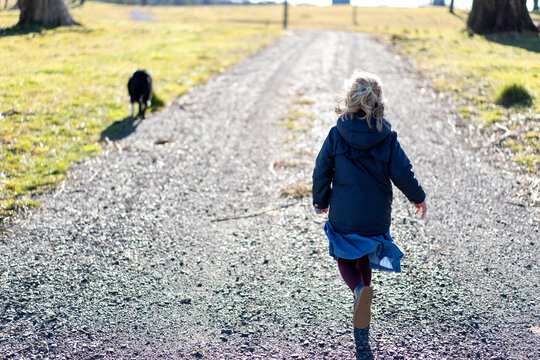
[312,112,425,271]
[325,221,403,272]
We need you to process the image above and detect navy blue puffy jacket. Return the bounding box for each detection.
[312,113,425,236]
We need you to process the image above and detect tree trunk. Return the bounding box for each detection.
[18,0,78,26]
[534,0,539,11]
[449,0,454,13]
[467,0,538,34]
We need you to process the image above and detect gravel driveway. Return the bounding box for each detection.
[1,30,539,360]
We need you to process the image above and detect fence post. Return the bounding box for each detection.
[283,0,288,29]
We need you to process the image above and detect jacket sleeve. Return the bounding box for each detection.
[312,129,335,209]
[388,134,426,204]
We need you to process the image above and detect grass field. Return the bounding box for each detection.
[0,3,538,222]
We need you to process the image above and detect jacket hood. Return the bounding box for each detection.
[336,112,391,150]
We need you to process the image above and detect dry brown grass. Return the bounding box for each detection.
[280,181,312,199]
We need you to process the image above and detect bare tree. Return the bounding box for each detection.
[467,0,538,33]
[449,0,454,13]
[17,0,79,27]
[534,0,538,11]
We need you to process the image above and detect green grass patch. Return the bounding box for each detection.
[494,83,534,107]
[0,3,280,222]
[481,109,505,125]
[150,92,166,109]
[283,135,297,142]
[287,109,314,121]
[292,98,315,105]
[0,199,41,226]
[515,153,539,172]
[278,120,312,132]
[278,108,314,132]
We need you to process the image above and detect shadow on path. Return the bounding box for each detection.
[354,327,374,360]
[100,116,142,142]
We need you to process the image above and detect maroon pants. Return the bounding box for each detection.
[338,255,372,292]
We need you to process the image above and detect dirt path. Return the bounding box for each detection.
[1,31,539,360]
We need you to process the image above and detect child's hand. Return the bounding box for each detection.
[414,201,427,219]
[314,204,328,215]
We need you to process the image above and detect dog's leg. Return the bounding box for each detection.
[130,103,135,119]
[143,99,151,119]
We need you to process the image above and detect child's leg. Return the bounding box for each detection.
[356,255,372,287]
[353,255,374,329]
[338,258,362,292]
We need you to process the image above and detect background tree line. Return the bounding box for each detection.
[6,0,540,40]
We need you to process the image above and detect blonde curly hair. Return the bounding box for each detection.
[335,71,386,132]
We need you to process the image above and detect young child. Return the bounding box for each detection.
[312,71,427,330]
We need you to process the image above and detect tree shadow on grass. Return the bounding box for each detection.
[354,326,374,360]
[0,23,89,38]
[0,24,50,38]
[450,11,465,22]
[100,116,142,142]
[484,32,540,53]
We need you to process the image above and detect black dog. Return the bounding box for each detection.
[128,70,153,119]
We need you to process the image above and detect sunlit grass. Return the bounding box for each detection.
[278,108,314,132]
[516,153,538,172]
[292,98,315,105]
